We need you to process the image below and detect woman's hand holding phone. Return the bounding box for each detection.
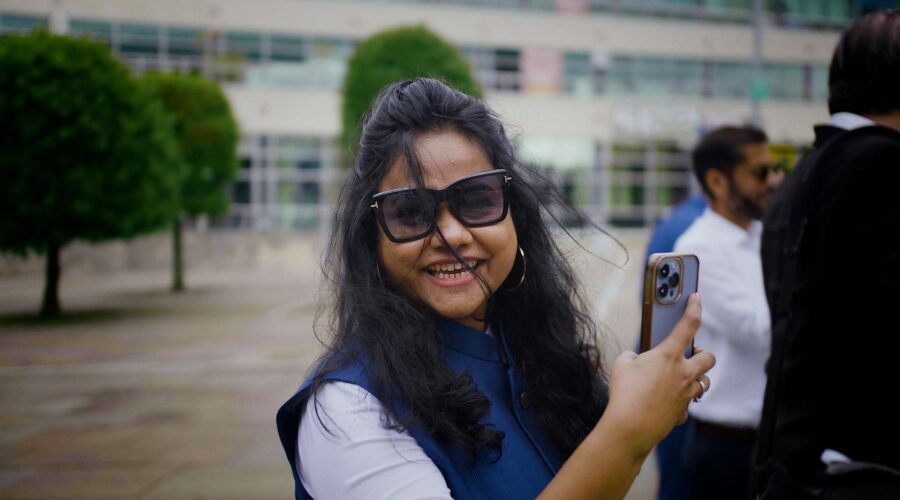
[602,293,716,459]
[539,295,715,500]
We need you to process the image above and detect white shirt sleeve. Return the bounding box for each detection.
[297,381,453,500]
[681,241,771,350]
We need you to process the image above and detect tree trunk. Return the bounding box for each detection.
[41,242,62,317]
[172,217,184,292]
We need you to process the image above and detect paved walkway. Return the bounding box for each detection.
[0,230,657,499]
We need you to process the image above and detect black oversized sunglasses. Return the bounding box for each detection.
[370,169,512,243]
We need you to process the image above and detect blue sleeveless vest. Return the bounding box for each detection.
[276,320,565,499]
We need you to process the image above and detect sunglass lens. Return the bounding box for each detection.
[452,174,505,225]
[756,164,784,181]
[381,190,432,240]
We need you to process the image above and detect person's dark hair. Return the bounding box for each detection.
[692,125,768,199]
[828,9,900,116]
[310,77,608,460]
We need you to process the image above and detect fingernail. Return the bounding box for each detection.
[689,293,701,312]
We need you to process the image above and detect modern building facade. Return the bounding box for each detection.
[2,0,874,230]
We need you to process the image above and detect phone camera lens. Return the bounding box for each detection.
[668,272,680,288]
[660,263,670,279]
[657,283,669,299]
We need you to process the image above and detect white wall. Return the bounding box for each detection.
[224,87,341,137]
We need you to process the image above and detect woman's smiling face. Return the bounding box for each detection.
[376,129,518,331]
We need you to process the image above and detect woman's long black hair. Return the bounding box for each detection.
[310,77,609,460]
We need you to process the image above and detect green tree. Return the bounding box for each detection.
[340,25,482,162]
[141,73,239,291]
[0,32,184,317]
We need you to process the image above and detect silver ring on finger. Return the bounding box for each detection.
[692,379,706,403]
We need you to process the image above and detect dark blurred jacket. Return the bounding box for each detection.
[754,123,900,498]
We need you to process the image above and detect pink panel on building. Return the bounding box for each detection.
[522,47,563,95]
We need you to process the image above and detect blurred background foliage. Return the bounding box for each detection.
[141,72,239,291]
[339,25,483,164]
[0,31,238,315]
[0,31,185,316]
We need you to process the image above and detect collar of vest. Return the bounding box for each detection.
[436,318,505,363]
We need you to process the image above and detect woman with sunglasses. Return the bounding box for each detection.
[277,78,715,499]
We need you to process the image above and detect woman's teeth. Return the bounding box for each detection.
[427,261,479,280]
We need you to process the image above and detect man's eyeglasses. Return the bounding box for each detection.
[750,164,785,182]
[370,169,511,243]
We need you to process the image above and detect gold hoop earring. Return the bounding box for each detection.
[505,246,526,291]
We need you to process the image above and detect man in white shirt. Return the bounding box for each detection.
[674,126,782,500]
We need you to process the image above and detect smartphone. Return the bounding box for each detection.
[639,253,699,357]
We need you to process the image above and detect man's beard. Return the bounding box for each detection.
[726,178,765,220]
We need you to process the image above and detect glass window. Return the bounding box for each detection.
[618,0,700,18]
[494,48,521,91]
[564,52,593,97]
[608,56,635,95]
[69,20,113,45]
[463,46,521,92]
[653,145,692,209]
[811,65,829,101]
[607,142,692,227]
[706,0,751,19]
[275,137,321,170]
[495,48,520,72]
[308,37,349,58]
[463,46,493,89]
[634,58,669,95]
[775,0,854,26]
[608,56,702,97]
[643,58,702,96]
[233,181,251,204]
[764,63,804,100]
[271,35,305,62]
[239,35,353,89]
[824,0,850,22]
[0,14,47,34]
[310,38,352,88]
[168,27,204,58]
[278,181,320,204]
[118,23,159,57]
[673,59,703,96]
[224,32,262,62]
[710,61,753,98]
